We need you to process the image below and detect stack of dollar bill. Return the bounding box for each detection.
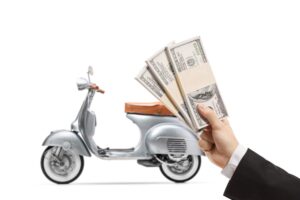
[136,36,228,131]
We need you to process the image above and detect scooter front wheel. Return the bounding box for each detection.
[41,146,84,184]
[159,155,201,183]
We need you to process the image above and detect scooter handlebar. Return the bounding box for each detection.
[90,83,105,94]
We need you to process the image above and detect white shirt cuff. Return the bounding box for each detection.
[221,144,248,179]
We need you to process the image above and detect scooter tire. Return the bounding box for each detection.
[41,146,84,184]
[159,155,201,183]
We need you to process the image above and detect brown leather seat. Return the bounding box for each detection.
[125,102,174,116]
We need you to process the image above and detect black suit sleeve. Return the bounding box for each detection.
[224,149,300,200]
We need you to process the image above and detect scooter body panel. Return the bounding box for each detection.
[42,130,91,157]
[125,114,203,157]
[126,114,181,134]
[145,123,204,156]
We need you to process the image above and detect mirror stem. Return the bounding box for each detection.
[87,72,91,82]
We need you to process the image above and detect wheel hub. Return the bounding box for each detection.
[49,152,75,176]
[168,156,193,174]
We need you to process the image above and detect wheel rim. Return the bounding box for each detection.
[160,155,200,182]
[42,147,83,183]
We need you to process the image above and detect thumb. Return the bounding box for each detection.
[197,104,222,128]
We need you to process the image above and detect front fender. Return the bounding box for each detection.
[145,123,204,156]
[42,130,91,157]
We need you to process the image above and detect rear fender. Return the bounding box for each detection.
[42,130,91,157]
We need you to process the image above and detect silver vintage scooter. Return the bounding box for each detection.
[41,67,204,184]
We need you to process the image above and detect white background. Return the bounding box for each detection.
[1,0,300,199]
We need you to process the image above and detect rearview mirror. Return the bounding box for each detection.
[88,66,94,76]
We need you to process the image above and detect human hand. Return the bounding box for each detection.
[197,104,238,168]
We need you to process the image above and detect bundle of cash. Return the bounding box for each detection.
[136,36,228,131]
[135,66,185,123]
[146,48,194,128]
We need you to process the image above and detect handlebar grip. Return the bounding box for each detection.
[90,83,105,94]
[97,88,105,94]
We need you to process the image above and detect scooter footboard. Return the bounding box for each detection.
[145,124,204,156]
[42,130,91,157]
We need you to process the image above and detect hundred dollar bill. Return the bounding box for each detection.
[167,37,228,130]
[135,66,186,124]
[146,48,194,130]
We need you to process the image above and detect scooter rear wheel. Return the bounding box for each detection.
[41,146,84,184]
[159,155,201,183]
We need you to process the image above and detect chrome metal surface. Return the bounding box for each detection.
[77,77,89,90]
[42,130,91,157]
[146,123,203,156]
